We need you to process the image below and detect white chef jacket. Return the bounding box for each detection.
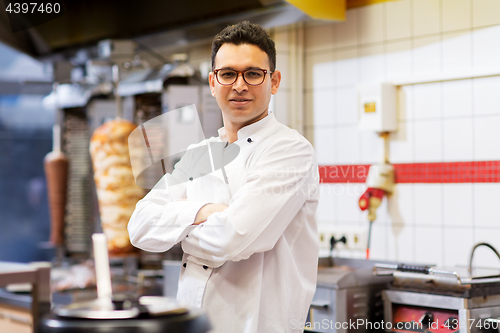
[128,112,319,333]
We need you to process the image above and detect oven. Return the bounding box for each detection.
[375,264,500,333]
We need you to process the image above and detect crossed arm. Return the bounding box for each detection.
[193,203,229,225]
[128,138,317,267]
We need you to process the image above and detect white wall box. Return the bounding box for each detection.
[357,83,397,132]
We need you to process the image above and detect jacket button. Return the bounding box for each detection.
[189,177,193,181]
[247,138,253,143]
[183,263,187,268]
[203,265,208,270]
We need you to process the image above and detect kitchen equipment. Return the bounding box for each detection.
[306,258,395,333]
[63,107,93,256]
[358,134,395,259]
[40,234,211,333]
[374,263,500,333]
[0,262,51,333]
[44,124,69,249]
[163,260,182,298]
[90,118,145,255]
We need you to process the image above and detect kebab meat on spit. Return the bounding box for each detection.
[90,118,145,255]
[44,124,68,247]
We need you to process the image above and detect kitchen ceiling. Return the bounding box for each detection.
[0,0,399,60]
[0,0,306,59]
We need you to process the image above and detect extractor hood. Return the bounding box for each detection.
[0,0,308,60]
[0,0,398,61]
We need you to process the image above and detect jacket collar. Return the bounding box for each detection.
[217,112,277,143]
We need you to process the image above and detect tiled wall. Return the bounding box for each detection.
[274,0,500,268]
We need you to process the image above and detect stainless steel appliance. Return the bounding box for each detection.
[41,234,211,333]
[40,296,211,333]
[375,263,500,333]
[0,262,51,333]
[306,258,395,333]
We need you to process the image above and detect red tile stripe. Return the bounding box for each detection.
[319,161,500,184]
[319,165,370,183]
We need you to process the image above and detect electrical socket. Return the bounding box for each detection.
[345,228,367,250]
[317,226,335,250]
[330,227,368,251]
[317,226,369,252]
[318,231,328,250]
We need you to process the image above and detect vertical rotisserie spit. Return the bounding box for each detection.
[90,118,145,255]
[44,124,69,246]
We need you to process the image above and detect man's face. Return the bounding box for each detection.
[209,43,281,130]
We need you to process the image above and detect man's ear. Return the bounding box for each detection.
[209,71,216,97]
[271,70,281,95]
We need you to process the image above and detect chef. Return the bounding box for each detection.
[128,21,319,333]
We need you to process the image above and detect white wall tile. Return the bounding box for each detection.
[442,32,472,74]
[443,184,473,227]
[474,115,500,160]
[387,223,415,262]
[336,9,359,48]
[443,227,475,267]
[277,53,290,90]
[314,57,336,90]
[336,48,358,86]
[389,121,414,163]
[314,127,337,165]
[359,131,383,164]
[300,1,500,263]
[316,184,337,224]
[305,52,336,91]
[413,35,442,77]
[305,55,314,92]
[415,184,443,226]
[388,184,414,225]
[304,127,315,147]
[359,2,385,45]
[273,91,289,126]
[473,76,500,115]
[304,91,313,127]
[335,183,364,223]
[415,226,443,266]
[273,27,290,52]
[472,26,500,70]
[473,229,500,269]
[443,118,473,161]
[369,223,388,260]
[415,120,443,162]
[305,91,315,129]
[474,183,500,228]
[336,125,361,164]
[472,0,500,28]
[414,82,442,120]
[397,85,414,121]
[305,23,335,53]
[385,0,411,41]
[442,0,472,32]
[360,44,385,83]
[413,0,442,37]
[386,40,413,81]
[313,90,335,127]
[443,80,473,117]
[335,87,357,125]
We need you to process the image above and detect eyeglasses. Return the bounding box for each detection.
[213,68,272,86]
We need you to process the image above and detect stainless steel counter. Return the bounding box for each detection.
[308,258,396,333]
[0,288,32,309]
[0,262,51,333]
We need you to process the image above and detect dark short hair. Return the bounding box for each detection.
[211,21,276,72]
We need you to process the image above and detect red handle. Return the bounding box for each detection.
[359,188,385,211]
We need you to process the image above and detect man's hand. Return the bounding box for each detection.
[194,204,229,225]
